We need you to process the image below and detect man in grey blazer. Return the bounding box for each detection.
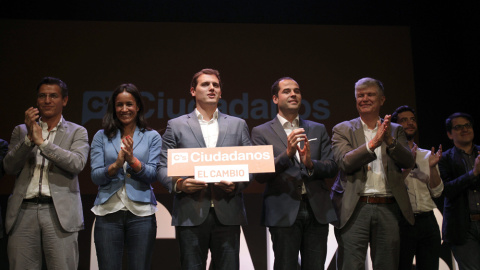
[158,68,251,270]
[0,139,9,238]
[330,77,415,270]
[0,138,8,267]
[251,77,337,269]
[3,77,89,269]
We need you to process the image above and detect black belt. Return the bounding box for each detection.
[414,210,434,219]
[23,196,53,204]
[359,196,395,204]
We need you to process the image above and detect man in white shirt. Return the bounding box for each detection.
[3,77,89,269]
[251,77,337,269]
[158,68,252,269]
[392,105,443,270]
[330,77,415,270]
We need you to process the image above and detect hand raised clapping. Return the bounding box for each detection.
[429,145,442,168]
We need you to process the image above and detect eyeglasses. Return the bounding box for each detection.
[452,123,473,131]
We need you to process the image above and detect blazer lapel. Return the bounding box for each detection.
[187,111,206,148]
[132,126,144,151]
[48,120,67,171]
[52,120,66,147]
[111,131,122,154]
[352,118,368,178]
[299,118,309,149]
[271,118,288,148]
[216,112,227,147]
[382,144,388,174]
[272,117,301,164]
[352,118,366,149]
[381,118,388,173]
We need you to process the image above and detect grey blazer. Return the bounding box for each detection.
[158,111,252,226]
[0,139,8,238]
[330,117,415,229]
[3,119,89,233]
[252,118,338,227]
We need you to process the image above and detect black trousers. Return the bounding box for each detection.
[398,211,441,270]
[269,199,329,270]
[176,208,240,270]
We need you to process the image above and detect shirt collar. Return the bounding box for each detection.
[277,114,299,128]
[454,145,476,155]
[38,116,64,132]
[195,108,218,122]
[360,117,380,132]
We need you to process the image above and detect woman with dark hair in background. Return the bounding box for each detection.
[90,83,161,270]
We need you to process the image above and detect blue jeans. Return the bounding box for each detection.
[94,211,156,270]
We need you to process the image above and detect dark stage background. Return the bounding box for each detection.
[0,1,479,269]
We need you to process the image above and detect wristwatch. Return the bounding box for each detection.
[387,138,397,149]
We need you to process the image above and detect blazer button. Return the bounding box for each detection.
[126,173,131,178]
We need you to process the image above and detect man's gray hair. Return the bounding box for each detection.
[354,77,384,97]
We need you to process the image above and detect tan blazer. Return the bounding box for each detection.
[3,119,89,233]
[330,117,415,229]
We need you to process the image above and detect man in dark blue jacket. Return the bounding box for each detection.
[252,77,337,270]
[438,112,480,270]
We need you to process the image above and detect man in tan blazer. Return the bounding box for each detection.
[330,77,415,270]
[3,77,89,269]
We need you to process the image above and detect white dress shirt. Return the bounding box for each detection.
[196,108,219,148]
[277,114,307,194]
[361,119,392,196]
[405,146,443,213]
[24,117,63,199]
[196,109,220,206]
[172,109,220,194]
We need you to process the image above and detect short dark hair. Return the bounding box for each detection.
[354,77,384,97]
[190,68,222,89]
[36,77,68,97]
[445,112,474,132]
[271,77,297,97]
[392,105,416,123]
[103,83,151,139]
